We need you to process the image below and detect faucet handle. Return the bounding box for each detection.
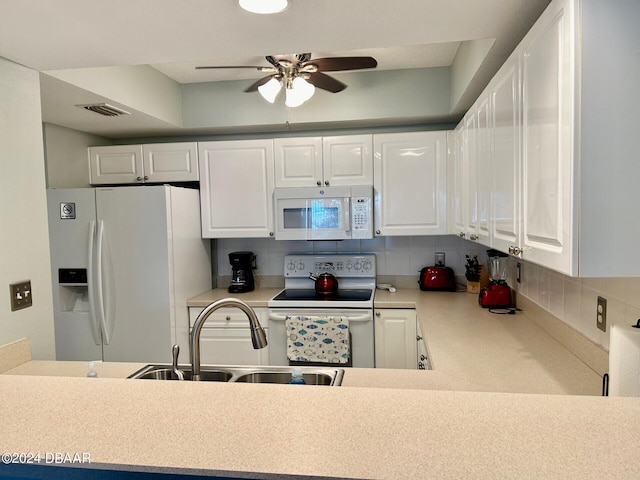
[172,344,185,381]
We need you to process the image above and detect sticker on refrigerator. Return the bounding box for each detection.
[60,202,76,219]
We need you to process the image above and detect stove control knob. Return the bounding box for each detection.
[296,261,305,270]
[354,261,362,271]
[363,260,372,271]
[287,261,296,271]
[346,262,353,270]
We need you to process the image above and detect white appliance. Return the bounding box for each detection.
[273,186,373,240]
[268,254,376,367]
[46,186,211,363]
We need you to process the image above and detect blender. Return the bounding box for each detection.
[478,249,513,308]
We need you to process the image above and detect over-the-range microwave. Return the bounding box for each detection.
[273,185,373,240]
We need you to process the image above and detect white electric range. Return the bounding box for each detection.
[267,254,376,368]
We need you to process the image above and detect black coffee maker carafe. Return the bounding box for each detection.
[228,251,255,293]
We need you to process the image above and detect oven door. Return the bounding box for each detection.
[273,188,351,240]
[268,309,374,368]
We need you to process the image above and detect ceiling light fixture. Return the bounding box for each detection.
[257,73,315,107]
[238,0,288,14]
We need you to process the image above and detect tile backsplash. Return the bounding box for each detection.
[216,235,487,284]
[216,236,637,353]
[513,259,640,352]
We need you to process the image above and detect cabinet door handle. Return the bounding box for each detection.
[416,335,423,341]
[136,176,143,181]
[143,175,149,181]
[375,229,381,235]
[375,311,381,317]
[509,246,522,256]
[324,180,330,186]
[269,231,274,237]
[225,316,231,321]
[459,232,466,238]
[317,180,322,186]
[469,234,478,241]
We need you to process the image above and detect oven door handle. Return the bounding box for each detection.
[268,313,371,322]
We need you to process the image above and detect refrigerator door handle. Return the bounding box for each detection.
[95,220,111,345]
[87,220,101,345]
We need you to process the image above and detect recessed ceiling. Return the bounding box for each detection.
[0,0,552,138]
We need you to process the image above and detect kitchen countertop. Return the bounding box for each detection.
[1,374,638,479]
[188,287,603,395]
[0,288,627,479]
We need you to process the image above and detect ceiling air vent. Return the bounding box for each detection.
[76,103,130,117]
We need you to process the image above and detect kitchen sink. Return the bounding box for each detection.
[128,364,344,386]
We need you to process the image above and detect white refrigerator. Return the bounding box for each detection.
[46,186,211,363]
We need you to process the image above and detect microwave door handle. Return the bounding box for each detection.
[344,197,351,232]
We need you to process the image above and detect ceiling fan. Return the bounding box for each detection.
[196,53,377,107]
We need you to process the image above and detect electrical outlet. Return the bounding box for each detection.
[10,280,32,311]
[435,252,445,266]
[596,296,607,332]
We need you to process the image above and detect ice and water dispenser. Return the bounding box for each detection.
[57,268,90,313]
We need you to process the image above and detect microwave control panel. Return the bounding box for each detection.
[351,196,372,239]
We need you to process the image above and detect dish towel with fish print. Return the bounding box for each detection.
[285,315,350,364]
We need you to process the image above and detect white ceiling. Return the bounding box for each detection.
[0,0,552,137]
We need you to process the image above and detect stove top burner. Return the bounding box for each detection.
[271,288,373,302]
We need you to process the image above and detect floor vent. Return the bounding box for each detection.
[77,103,131,117]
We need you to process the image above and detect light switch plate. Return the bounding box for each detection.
[10,280,32,311]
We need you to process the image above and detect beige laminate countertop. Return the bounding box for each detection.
[1,374,639,479]
[188,287,603,395]
[0,288,627,479]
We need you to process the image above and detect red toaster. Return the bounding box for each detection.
[419,266,456,292]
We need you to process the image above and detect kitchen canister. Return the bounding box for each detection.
[608,321,640,396]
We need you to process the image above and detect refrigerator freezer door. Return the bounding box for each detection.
[47,188,103,361]
[95,186,173,362]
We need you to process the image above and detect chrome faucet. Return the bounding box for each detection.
[190,297,268,381]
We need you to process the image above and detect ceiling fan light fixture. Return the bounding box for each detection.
[258,77,282,103]
[285,77,315,108]
[238,0,288,14]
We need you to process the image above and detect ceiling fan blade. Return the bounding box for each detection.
[304,56,377,72]
[196,66,278,73]
[244,75,276,92]
[306,72,347,93]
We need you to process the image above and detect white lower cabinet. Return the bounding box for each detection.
[188,307,269,365]
[374,309,418,369]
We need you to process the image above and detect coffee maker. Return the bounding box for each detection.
[228,251,255,293]
[478,249,513,308]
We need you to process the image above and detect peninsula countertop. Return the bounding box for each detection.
[0,288,626,479]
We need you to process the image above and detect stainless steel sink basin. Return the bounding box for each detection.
[128,364,343,386]
[235,371,334,385]
[132,366,233,382]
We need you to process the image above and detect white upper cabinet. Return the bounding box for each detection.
[89,145,144,185]
[374,131,447,236]
[198,139,275,238]
[89,143,198,185]
[489,54,521,255]
[273,137,322,188]
[475,94,492,245]
[519,0,576,274]
[274,135,372,187]
[448,123,467,238]
[322,135,373,186]
[142,143,199,183]
[464,109,479,241]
